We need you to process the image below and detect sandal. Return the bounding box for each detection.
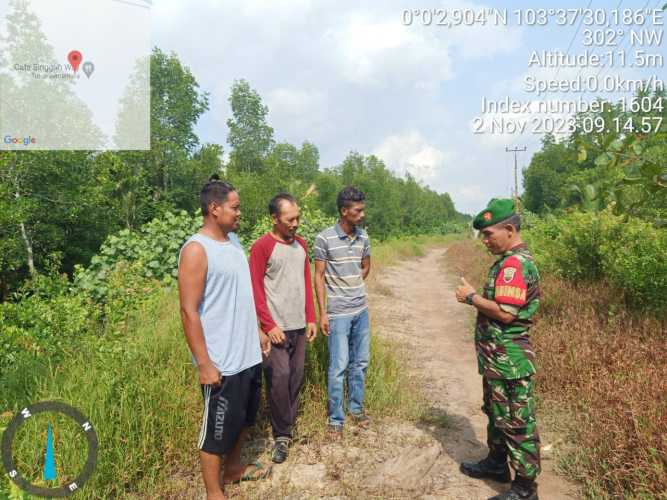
[224,461,272,484]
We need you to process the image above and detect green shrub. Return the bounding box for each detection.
[74,210,201,302]
[524,211,606,281]
[598,216,667,313]
[74,207,335,305]
[525,210,667,314]
[0,284,97,375]
[0,235,431,498]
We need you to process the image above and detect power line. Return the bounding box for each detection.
[110,0,152,10]
[525,0,595,152]
[594,0,653,81]
[553,0,595,82]
[574,0,624,81]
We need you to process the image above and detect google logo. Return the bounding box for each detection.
[4,135,37,146]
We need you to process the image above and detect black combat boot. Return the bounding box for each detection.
[460,452,511,483]
[488,476,538,500]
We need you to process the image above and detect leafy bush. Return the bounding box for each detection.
[524,211,606,281]
[0,283,97,374]
[525,210,667,314]
[598,216,667,313]
[437,220,470,235]
[74,207,335,306]
[74,210,201,301]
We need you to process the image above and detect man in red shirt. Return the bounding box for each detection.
[249,193,317,464]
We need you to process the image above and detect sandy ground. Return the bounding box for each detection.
[169,246,579,499]
[363,247,578,500]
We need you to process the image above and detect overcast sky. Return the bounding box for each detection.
[150,0,664,214]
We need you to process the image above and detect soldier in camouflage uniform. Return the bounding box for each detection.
[455,198,541,500]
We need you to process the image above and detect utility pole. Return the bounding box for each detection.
[505,146,526,212]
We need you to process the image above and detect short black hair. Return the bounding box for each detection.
[200,175,236,215]
[336,186,365,214]
[268,192,297,216]
[502,214,521,232]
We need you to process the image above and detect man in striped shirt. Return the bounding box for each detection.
[314,186,372,437]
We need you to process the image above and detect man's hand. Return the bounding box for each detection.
[198,361,222,386]
[306,322,317,342]
[455,277,477,303]
[267,326,286,345]
[319,315,330,336]
[260,331,272,356]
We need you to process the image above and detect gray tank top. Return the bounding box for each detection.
[179,232,261,375]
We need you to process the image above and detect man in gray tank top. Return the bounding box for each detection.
[178,177,272,500]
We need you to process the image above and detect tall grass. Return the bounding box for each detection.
[1,289,200,498]
[0,234,455,498]
[446,238,667,499]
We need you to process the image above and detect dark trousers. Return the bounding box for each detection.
[262,328,306,438]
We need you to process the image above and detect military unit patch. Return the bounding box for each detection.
[502,267,517,283]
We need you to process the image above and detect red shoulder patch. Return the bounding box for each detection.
[494,256,527,306]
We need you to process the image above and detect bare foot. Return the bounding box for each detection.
[205,491,226,500]
[222,463,248,484]
[222,462,271,484]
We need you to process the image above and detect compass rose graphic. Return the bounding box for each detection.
[2,401,98,497]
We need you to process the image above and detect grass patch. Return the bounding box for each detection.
[445,237,667,499]
[371,234,461,267]
[418,408,454,430]
[0,234,453,499]
[2,289,200,498]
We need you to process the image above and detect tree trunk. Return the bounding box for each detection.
[19,220,36,276]
[7,156,37,275]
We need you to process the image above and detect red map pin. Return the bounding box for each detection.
[67,50,83,72]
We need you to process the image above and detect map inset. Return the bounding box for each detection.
[0,0,151,150]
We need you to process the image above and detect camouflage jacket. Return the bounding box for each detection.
[475,243,541,380]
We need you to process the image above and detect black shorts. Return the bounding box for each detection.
[198,363,262,456]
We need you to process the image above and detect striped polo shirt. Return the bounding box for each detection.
[314,222,371,318]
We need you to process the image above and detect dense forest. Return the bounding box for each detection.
[1,38,465,301]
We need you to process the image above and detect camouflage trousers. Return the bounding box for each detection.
[482,375,541,479]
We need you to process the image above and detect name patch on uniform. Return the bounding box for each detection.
[495,285,526,301]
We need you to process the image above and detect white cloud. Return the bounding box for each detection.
[266,87,332,141]
[373,131,448,181]
[146,0,534,214]
[440,0,523,59]
[267,88,327,117]
[326,15,453,87]
[455,184,485,204]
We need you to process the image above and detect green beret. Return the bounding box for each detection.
[473,198,515,230]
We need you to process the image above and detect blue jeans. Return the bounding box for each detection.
[327,308,370,426]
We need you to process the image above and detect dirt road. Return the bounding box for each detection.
[365,247,577,499]
[178,245,579,499]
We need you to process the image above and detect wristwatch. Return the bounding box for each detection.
[465,292,476,305]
